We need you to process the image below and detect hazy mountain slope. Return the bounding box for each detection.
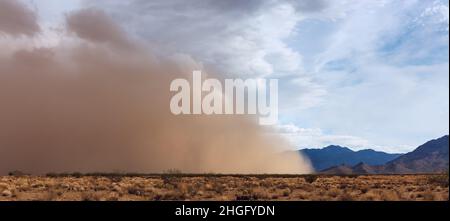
[383,135,449,173]
[299,146,402,171]
[319,164,354,175]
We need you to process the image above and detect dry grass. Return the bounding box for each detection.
[0,174,448,201]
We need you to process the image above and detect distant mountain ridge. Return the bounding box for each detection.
[299,145,402,171]
[320,163,384,175]
[319,135,449,174]
[382,135,449,174]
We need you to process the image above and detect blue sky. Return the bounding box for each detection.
[24,0,449,153]
[278,0,449,153]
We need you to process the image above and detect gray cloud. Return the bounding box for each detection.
[125,0,266,15]
[66,8,134,50]
[0,0,40,36]
[288,0,328,13]
[83,0,305,77]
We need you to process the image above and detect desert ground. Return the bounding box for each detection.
[0,174,448,201]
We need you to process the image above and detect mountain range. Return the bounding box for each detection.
[299,135,449,174]
[381,135,449,174]
[299,145,402,171]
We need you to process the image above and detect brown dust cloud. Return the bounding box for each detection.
[0,0,312,175]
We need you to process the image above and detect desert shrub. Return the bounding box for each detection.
[81,191,102,201]
[107,194,119,201]
[163,169,182,174]
[46,172,58,178]
[161,169,183,186]
[156,191,186,200]
[406,187,414,192]
[45,172,83,177]
[127,186,145,196]
[252,192,269,200]
[296,192,309,200]
[360,187,369,194]
[71,172,83,178]
[212,182,226,194]
[360,190,380,201]
[339,183,348,189]
[236,189,269,200]
[337,191,353,201]
[422,190,435,201]
[162,176,180,187]
[235,194,252,201]
[344,175,360,179]
[109,176,123,183]
[276,182,289,189]
[44,190,62,200]
[381,190,400,201]
[282,188,291,197]
[303,175,318,184]
[371,183,381,189]
[260,179,272,188]
[328,188,341,198]
[427,173,449,188]
[8,170,28,176]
